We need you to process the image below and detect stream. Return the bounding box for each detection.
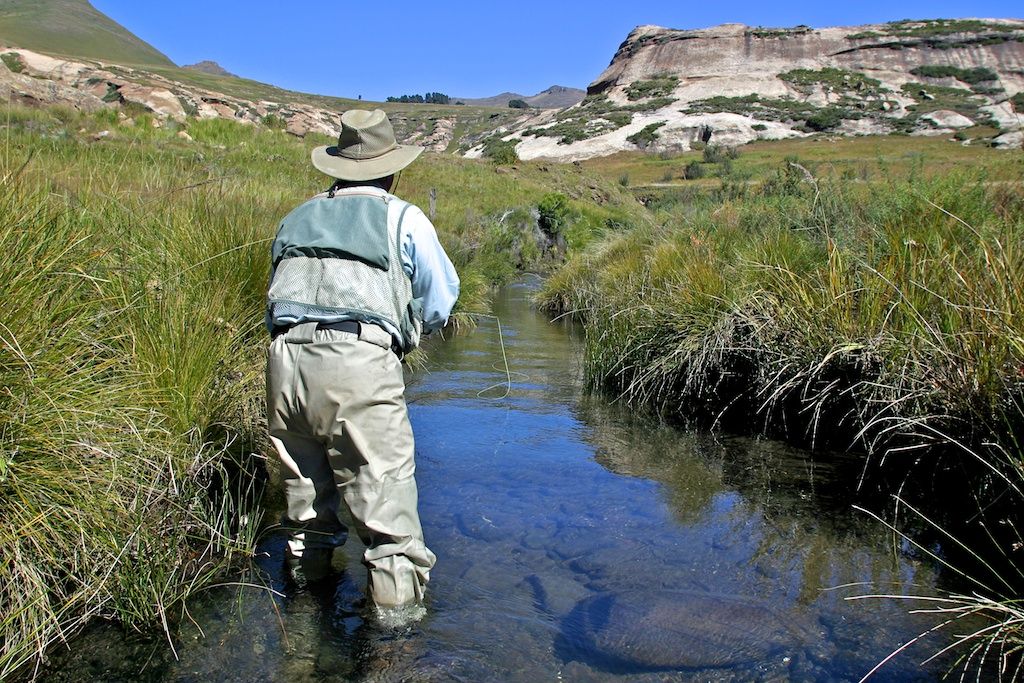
[46,278,978,682]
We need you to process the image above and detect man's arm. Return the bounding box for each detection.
[400,205,460,333]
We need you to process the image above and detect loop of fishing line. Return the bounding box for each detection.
[470,313,515,399]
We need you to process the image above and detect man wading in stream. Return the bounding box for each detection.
[265,109,459,617]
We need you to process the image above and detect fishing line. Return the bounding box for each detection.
[470,313,515,399]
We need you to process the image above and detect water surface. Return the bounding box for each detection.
[47,278,973,681]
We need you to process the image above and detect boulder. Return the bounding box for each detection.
[2,48,92,83]
[116,84,186,121]
[920,110,974,129]
[980,102,1021,131]
[0,65,108,112]
[993,130,1023,149]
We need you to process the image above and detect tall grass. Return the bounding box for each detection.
[539,164,1024,672]
[0,103,647,676]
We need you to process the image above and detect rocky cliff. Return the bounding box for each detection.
[472,19,1024,161]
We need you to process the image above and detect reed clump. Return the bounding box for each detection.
[541,169,1024,454]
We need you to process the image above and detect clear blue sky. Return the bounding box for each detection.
[92,1,1023,102]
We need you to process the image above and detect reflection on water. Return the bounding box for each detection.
[46,277,975,681]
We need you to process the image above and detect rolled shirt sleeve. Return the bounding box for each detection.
[400,205,460,333]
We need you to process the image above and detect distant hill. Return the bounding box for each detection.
[183,60,236,78]
[0,0,174,66]
[457,85,585,109]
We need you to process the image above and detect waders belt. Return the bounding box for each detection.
[273,320,403,357]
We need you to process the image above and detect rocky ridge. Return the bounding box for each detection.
[457,85,586,109]
[0,46,342,137]
[0,45,521,151]
[469,19,1024,161]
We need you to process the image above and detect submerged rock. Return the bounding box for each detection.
[560,589,805,672]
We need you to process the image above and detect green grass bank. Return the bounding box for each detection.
[0,104,645,677]
[538,162,1024,664]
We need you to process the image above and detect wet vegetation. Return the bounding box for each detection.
[538,156,1024,672]
[0,103,647,678]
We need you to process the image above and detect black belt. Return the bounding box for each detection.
[272,320,403,358]
[272,320,359,339]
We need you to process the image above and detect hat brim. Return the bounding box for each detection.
[311,144,423,181]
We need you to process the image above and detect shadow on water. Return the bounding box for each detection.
[44,276,992,681]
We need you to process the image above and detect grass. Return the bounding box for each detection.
[580,135,1024,188]
[0,102,647,676]
[539,166,1024,447]
[538,160,1024,673]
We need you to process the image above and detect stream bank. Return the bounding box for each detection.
[43,279,985,681]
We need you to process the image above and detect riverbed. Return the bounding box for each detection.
[45,278,975,681]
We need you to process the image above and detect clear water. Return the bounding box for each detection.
[46,278,976,682]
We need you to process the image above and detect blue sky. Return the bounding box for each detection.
[93,1,1023,101]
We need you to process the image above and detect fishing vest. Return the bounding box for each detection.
[266,191,422,354]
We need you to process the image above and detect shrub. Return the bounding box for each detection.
[508,99,529,109]
[703,145,740,163]
[482,137,519,165]
[626,122,667,149]
[780,68,885,95]
[261,114,287,130]
[752,123,768,131]
[618,173,630,187]
[625,74,679,101]
[803,107,847,132]
[1011,93,1024,113]
[1,52,25,73]
[910,65,999,84]
[538,193,571,236]
[683,160,705,179]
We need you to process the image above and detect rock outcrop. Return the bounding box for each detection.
[0,45,343,137]
[470,19,1024,160]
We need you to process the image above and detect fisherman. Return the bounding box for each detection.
[265,109,459,612]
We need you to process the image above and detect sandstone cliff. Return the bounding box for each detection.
[470,19,1024,161]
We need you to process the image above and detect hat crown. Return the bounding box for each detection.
[337,109,398,160]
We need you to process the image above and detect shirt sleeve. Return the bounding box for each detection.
[400,205,460,333]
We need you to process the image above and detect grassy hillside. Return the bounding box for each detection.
[0,0,174,66]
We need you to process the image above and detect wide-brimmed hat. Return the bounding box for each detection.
[311,109,422,181]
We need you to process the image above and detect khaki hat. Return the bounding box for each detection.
[311,109,423,181]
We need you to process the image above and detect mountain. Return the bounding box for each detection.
[183,60,236,78]
[457,85,585,109]
[472,19,1024,161]
[0,0,174,66]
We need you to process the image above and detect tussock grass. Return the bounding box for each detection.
[540,169,1024,450]
[539,164,1024,671]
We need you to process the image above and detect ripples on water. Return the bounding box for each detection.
[46,278,975,682]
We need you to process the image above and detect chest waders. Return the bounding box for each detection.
[264,192,435,610]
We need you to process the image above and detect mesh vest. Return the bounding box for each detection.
[267,191,422,353]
